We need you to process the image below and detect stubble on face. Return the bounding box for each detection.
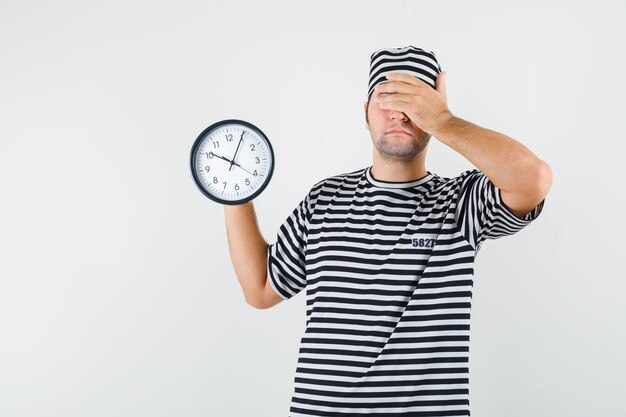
[374,131,429,161]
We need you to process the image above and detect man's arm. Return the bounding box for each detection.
[432,114,553,218]
[224,201,284,309]
[377,71,553,218]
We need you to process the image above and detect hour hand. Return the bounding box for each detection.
[210,151,254,176]
[209,152,233,164]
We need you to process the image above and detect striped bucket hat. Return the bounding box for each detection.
[367,45,442,102]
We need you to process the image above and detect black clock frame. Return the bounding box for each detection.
[189,118,275,205]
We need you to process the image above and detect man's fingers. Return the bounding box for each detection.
[375,81,415,96]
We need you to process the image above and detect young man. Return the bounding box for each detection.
[225,45,552,416]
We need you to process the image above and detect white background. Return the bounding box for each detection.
[1,1,625,416]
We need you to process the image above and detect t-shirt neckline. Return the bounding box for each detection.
[365,165,434,189]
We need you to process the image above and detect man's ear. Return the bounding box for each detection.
[364,101,369,130]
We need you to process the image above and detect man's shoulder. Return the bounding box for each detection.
[434,168,482,181]
[430,168,484,189]
[403,168,488,202]
[310,166,368,190]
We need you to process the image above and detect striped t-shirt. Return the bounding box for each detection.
[266,165,545,417]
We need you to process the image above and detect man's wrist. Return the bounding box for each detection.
[430,111,457,138]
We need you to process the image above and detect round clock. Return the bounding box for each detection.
[189,119,275,205]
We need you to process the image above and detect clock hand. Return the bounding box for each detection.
[209,151,234,165]
[210,151,255,176]
[229,131,245,172]
[231,161,255,176]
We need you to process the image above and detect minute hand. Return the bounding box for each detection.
[229,131,244,171]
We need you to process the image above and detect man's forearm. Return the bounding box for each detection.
[224,201,268,305]
[432,114,551,193]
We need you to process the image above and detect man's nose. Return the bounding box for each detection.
[389,110,408,121]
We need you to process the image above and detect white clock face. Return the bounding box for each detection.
[190,120,274,205]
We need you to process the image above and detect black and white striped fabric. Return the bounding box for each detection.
[368,45,442,102]
[266,166,545,417]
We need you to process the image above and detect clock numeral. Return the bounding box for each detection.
[213,141,220,148]
[204,166,210,173]
[253,170,258,176]
[206,152,213,159]
[245,178,250,186]
[250,144,255,151]
[235,183,240,191]
[213,177,218,184]
[255,156,260,164]
[225,134,233,141]
[223,182,227,189]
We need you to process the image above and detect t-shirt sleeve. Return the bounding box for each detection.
[454,169,546,252]
[266,190,313,300]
